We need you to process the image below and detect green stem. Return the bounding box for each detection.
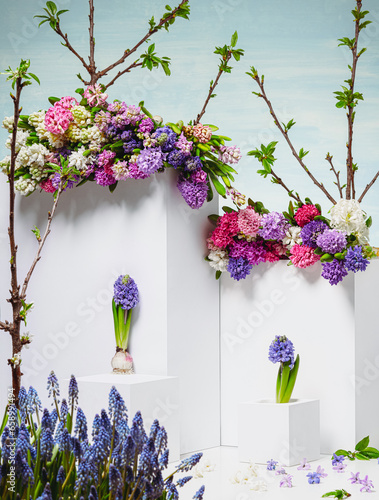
[121,308,132,351]
[276,365,281,403]
[61,454,76,491]
[281,355,300,404]
[278,363,290,403]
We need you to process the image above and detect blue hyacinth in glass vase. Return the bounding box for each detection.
[111,274,139,374]
[269,335,300,403]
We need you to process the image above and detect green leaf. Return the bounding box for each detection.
[355,435,370,452]
[28,73,40,85]
[208,214,220,224]
[230,30,238,47]
[362,449,379,459]
[281,355,300,403]
[31,226,41,241]
[108,182,118,193]
[209,174,226,197]
[46,1,57,14]
[355,451,370,460]
[215,270,222,280]
[320,253,334,263]
[48,96,60,105]
[366,216,372,228]
[222,206,235,214]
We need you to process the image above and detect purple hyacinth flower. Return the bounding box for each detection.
[344,245,370,273]
[301,220,329,248]
[321,259,348,285]
[177,174,208,209]
[266,459,278,471]
[269,335,295,368]
[306,471,321,484]
[227,257,252,281]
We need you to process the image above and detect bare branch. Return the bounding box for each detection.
[345,0,362,199]
[326,153,343,198]
[104,62,143,89]
[270,169,303,204]
[252,74,337,205]
[358,169,379,203]
[194,52,232,126]
[20,187,63,300]
[88,0,96,84]
[8,80,23,306]
[53,22,91,76]
[96,0,188,83]
[0,320,10,332]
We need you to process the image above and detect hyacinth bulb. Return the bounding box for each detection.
[111,350,133,374]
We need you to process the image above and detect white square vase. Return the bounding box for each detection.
[238,398,320,467]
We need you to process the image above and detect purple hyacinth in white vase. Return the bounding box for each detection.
[111,274,139,374]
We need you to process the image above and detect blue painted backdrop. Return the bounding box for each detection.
[1,0,378,239]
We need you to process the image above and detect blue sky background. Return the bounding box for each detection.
[1,0,379,240]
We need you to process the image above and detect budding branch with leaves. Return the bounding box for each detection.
[247,0,376,206]
[0,61,80,404]
[35,0,190,88]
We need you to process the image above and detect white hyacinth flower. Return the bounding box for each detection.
[14,177,37,195]
[6,130,29,152]
[248,478,267,491]
[16,143,48,169]
[68,146,90,170]
[330,198,369,244]
[192,458,216,478]
[208,249,229,272]
[2,116,14,132]
[0,156,11,174]
[283,226,302,249]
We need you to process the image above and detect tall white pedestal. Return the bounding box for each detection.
[221,259,379,453]
[76,373,180,461]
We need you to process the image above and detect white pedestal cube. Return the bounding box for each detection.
[238,399,320,466]
[221,259,379,453]
[0,171,220,455]
[76,373,180,461]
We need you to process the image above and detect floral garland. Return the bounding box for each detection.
[0,84,241,209]
[206,195,376,286]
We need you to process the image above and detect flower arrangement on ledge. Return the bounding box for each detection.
[0,85,240,209]
[206,196,375,285]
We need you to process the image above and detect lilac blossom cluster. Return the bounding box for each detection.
[0,372,204,499]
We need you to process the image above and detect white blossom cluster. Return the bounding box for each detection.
[330,199,369,245]
[208,248,229,272]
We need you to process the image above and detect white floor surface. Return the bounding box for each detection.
[170,446,379,500]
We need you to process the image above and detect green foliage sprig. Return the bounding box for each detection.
[322,489,351,499]
[194,31,244,125]
[334,435,379,461]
